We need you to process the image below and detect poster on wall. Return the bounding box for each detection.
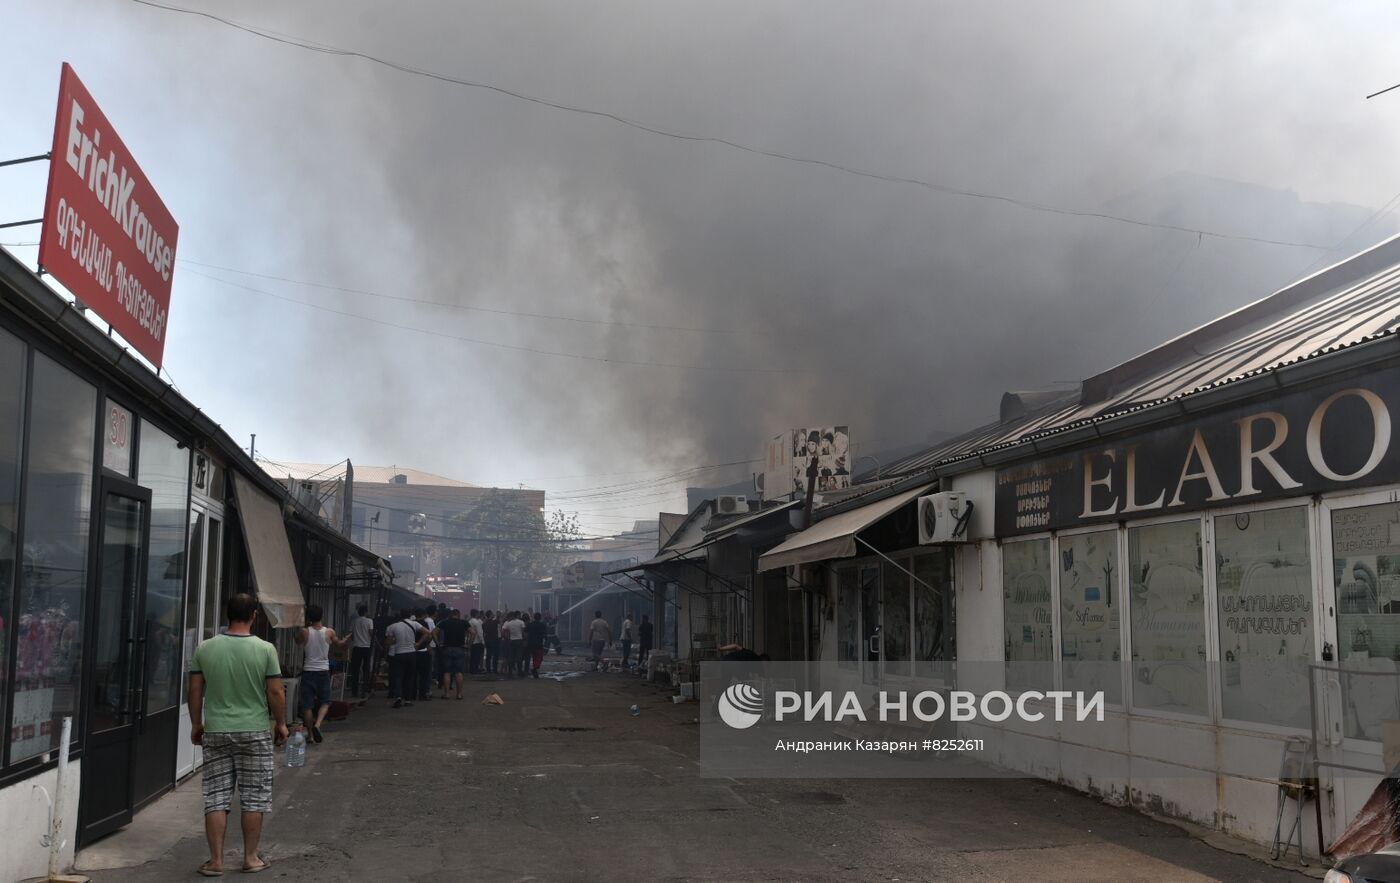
[789,426,851,496]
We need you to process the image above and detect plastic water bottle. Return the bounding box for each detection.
[286,727,307,768]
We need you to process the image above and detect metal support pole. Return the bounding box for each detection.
[0,218,43,230]
[0,152,50,168]
[48,716,72,880]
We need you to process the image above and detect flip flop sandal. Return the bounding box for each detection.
[198,862,224,877]
[242,856,272,874]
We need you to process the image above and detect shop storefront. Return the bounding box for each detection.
[831,235,1400,855]
[0,247,388,881]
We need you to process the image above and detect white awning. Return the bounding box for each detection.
[232,472,305,628]
[757,484,933,572]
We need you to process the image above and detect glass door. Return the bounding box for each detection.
[78,481,151,845]
[860,564,881,687]
[177,507,222,778]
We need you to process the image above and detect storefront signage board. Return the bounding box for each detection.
[996,365,1400,535]
[38,63,179,368]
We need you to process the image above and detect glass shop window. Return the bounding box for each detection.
[138,424,191,715]
[1214,507,1312,729]
[0,328,26,763]
[1332,502,1400,741]
[1128,520,1207,717]
[1003,538,1053,692]
[913,550,955,679]
[1060,529,1122,706]
[837,567,859,667]
[11,354,96,763]
[882,557,911,677]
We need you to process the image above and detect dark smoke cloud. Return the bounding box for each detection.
[5,1,1400,527]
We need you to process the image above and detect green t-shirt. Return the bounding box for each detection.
[190,633,282,734]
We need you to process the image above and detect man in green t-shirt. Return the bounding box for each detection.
[188,593,288,876]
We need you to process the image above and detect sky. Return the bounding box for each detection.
[4,0,1400,534]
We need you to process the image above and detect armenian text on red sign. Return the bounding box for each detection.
[38,63,179,368]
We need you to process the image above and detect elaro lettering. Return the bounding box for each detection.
[995,370,1400,535]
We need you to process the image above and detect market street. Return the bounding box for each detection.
[73,654,1310,883]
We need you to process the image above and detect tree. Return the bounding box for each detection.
[448,490,581,581]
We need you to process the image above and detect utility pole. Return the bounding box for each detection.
[802,455,820,528]
[249,433,256,459]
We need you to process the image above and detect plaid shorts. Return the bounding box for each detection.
[202,730,274,814]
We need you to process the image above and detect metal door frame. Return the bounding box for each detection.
[77,475,152,844]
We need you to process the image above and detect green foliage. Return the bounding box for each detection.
[448,489,581,580]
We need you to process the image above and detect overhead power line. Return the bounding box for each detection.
[182,268,795,375]
[182,258,735,335]
[133,0,1338,253]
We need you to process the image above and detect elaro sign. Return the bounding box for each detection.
[995,365,1400,536]
[38,63,178,368]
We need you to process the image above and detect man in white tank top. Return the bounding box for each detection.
[294,605,349,743]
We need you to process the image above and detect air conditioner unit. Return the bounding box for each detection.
[918,492,973,544]
[716,494,748,515]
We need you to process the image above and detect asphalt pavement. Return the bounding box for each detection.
[73,652,1317,883]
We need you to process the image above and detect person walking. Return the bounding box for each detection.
[526,612,547,678]
[638,615,654,668]
[188,593,287,876]
[516,610,532,677]
[385,608,426,708]
[482,610,500,676]
[620,614,635,667]
[347,604,375,701]
[468,609,485,674]
[293,605,348,744]
[438,609,470,699]
[415,608,439,701]
[502,611,526,678]
[544,614,561,655]
[588,610,612,668]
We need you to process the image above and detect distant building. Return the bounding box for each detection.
[575,519,659,563]
[261,462,544,588]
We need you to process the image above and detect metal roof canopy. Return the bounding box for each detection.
[601,500,802,576]
[757,484,933,572]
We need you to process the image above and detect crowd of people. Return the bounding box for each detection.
[335,603,592,709]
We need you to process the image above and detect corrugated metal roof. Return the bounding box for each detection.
[884,234,1400,476]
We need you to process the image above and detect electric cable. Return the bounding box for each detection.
[131,0,1340,253]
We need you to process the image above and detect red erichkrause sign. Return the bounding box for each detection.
[39,63,178,368]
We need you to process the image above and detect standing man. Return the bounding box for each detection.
[620,613,635,667]
[588,610,612,668]
[384,608,425,708]
[482,611,500,676]
[470,607,487,677]
[293,605,347,744]
[525,612,547,679]
[415,607,439,702]
[638,615,654,669]
[438,609,471,699]
[544,614,561,655]
[503,611,526,678]
[188,593,287,876]
[347,604,375,701]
